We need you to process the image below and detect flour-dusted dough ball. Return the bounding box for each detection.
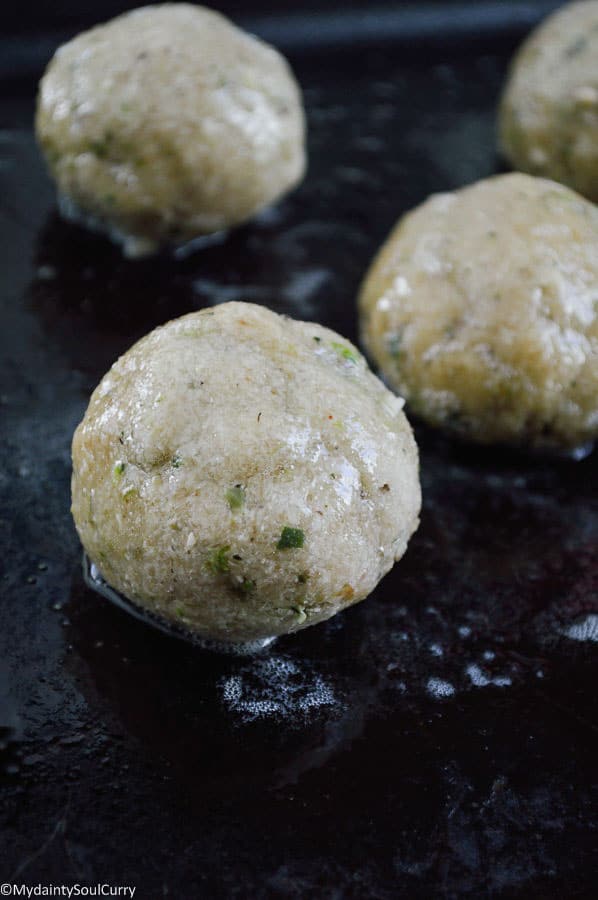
[71,302,421,643]
[359,173,598,452]
[36,4,306,258]
[499,1,598,201]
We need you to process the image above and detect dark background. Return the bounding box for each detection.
[2,1,598,898]
[1,1,564,81]
[2,0,564,34]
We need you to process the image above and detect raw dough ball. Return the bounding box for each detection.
[359,173,598,452]
[71,302,421,643]
[36,4,306,258]
[499,0,598,201]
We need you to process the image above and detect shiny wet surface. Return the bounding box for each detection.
[1,35,598,899]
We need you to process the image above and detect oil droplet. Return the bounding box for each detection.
[426,677,455,699]
[562,614,598,643]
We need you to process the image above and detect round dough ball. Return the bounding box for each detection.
[36,4,306,258]
[499,0,598,201]
[359,173,598,452]
[71,302,421,643]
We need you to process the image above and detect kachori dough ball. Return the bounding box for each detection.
[359,173,598,452]
[499,0,598,201]
[36,4,306,258]
[71,302,421,643]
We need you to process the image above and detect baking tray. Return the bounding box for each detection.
[1,2,597,897]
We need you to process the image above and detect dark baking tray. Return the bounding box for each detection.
[1,2,597,897]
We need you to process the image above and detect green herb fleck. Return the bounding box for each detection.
[444,320,461,340]
[171,455,183,468]
[388,333,402,360]
[331,341,359,364]
[113,460,125,480]
[122,485,137,500]
[205,546,230,574]
[291,606,307,624]
[277,527,305,550]
[226,485,245,510]
[45,147,61,166]
[239,578,256,594]
[89,139,109,159]
[313,336,321,343]
[565,35,587,58]
[175,606,186,618]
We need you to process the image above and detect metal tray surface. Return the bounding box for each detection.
[1,6,597,898]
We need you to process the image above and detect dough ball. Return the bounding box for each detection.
[499,1,598,201]
[71,302,421,643]
[36,4,306,258]
[359,173,598,452]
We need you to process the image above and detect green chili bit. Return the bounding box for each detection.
[330,341,359,364]
[277,527,305,550]
[291,606,307,624]
[205,546,231,574]
[226,485,245,510]
[113,460,125,479]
